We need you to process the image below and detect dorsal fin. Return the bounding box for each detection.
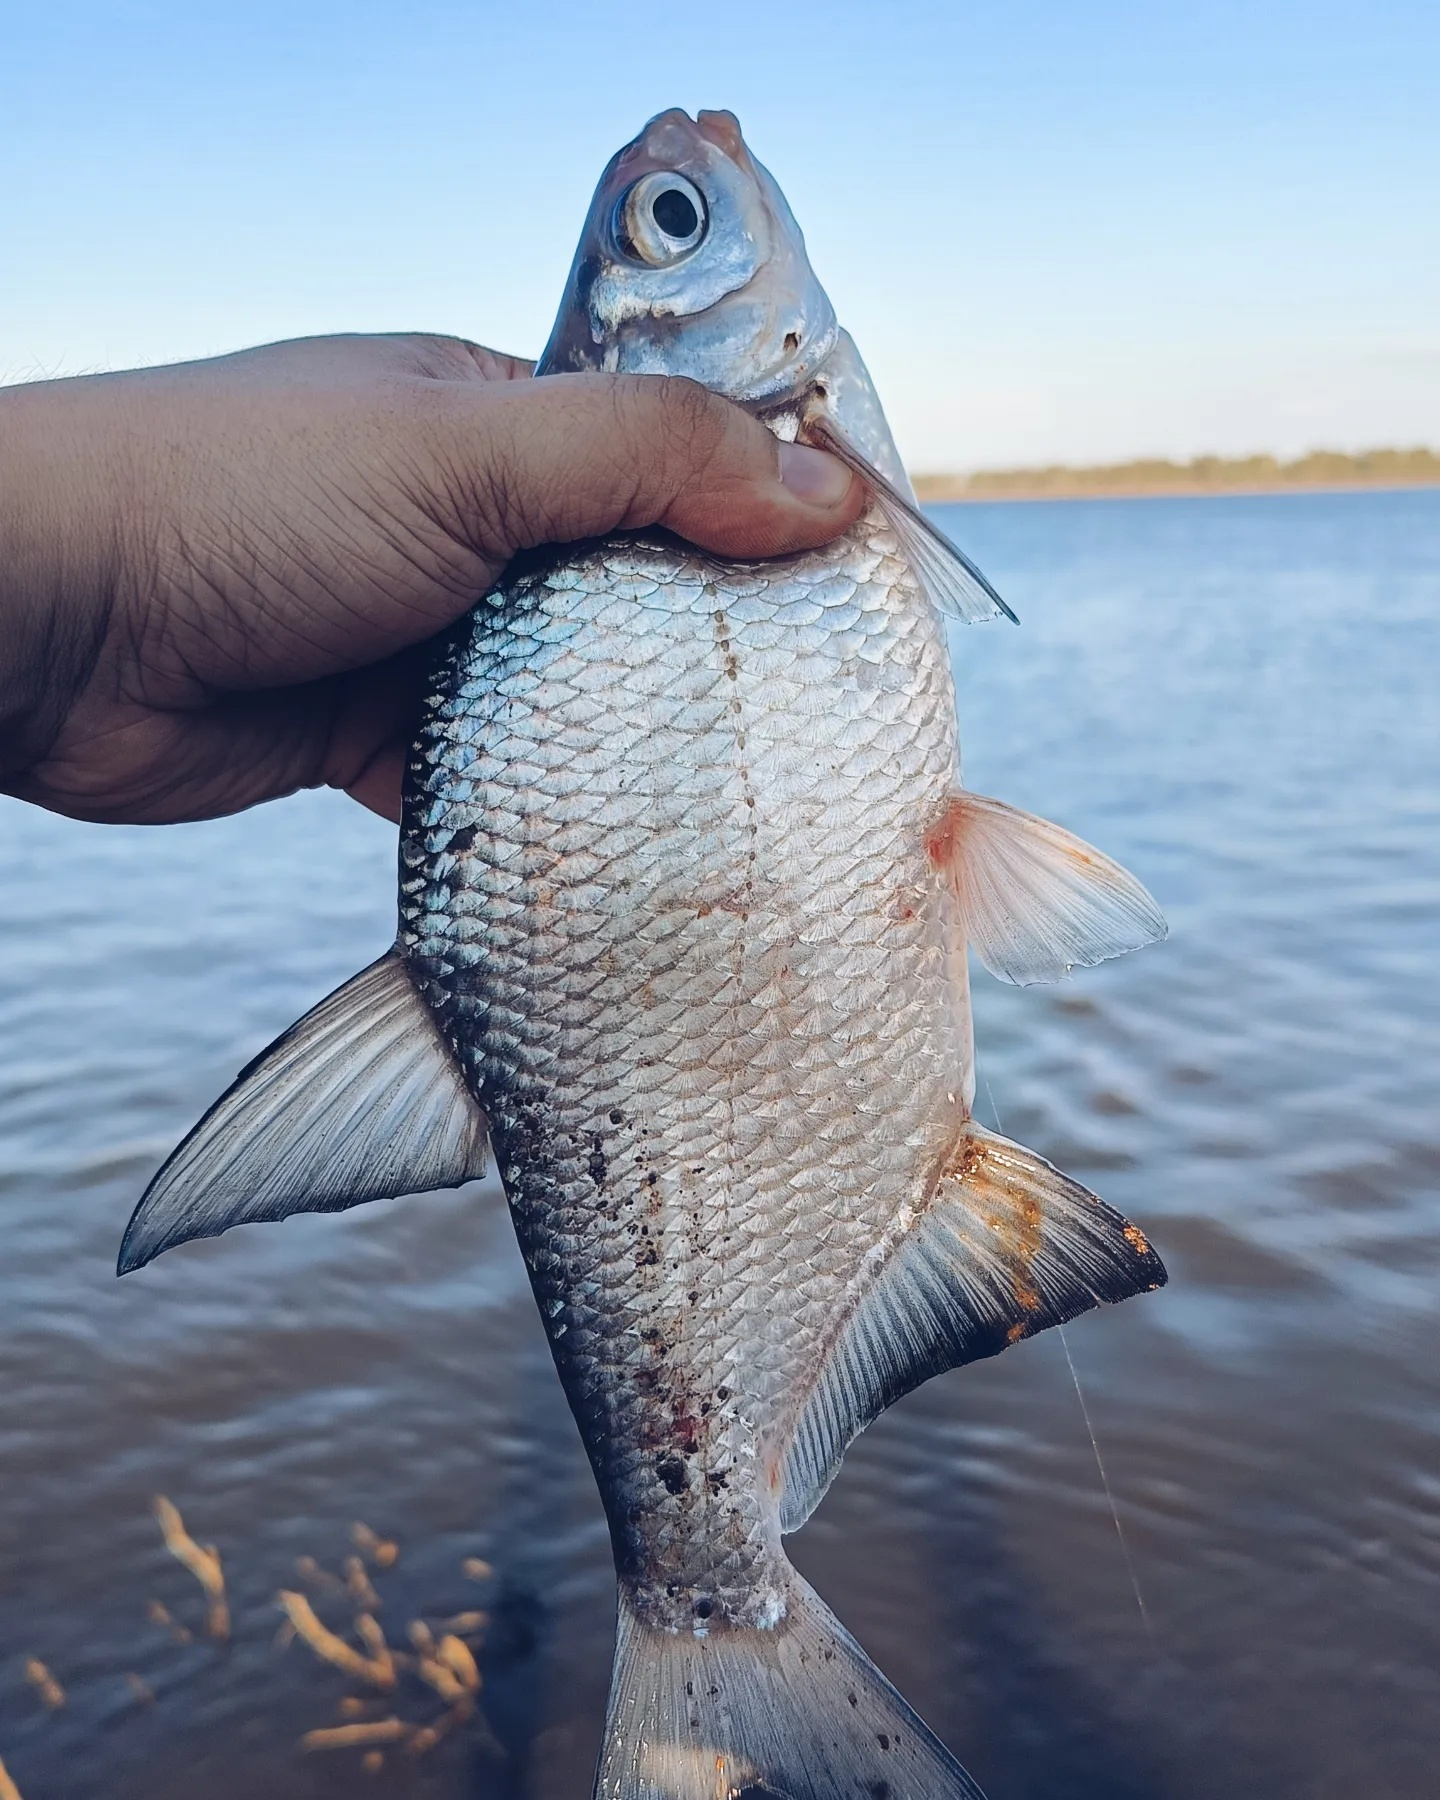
[118,949,489,1273]
[778,1123,1166,1532]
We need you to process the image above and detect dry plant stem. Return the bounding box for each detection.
[361,1750,385,1774]
[147,1599,192,1644]
[23,1661,64,1710]
[442,1610,488,1635]
[406,1698,475,1759]
[153,1497,230,1641]
[462,1557,493,1582]
[299,1719,408,1753]
[416,1659,468,1705]
[435,1636,481,1692]
[345,1556,382,1610]
[295,1556,344,1594]
[352,1523,398,1570]
[353,1613,395,1684]
[276,1593,396,1690]
[0,1754,23,1800]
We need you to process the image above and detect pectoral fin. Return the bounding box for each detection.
[930,789,1167,985]
[779,1123,1165,1531]
[804,415,1017,626]
[118,949,489,1273]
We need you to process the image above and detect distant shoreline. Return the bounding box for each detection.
[911,448,1440,504]
[916,478,1440,504]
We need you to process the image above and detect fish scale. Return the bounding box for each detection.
[400,516,967,1624]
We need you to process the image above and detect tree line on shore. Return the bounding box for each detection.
[912,446,1440,501]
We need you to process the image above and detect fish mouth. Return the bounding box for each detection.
[620,106,759,180]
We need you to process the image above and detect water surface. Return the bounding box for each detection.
[2,490,1437,1798]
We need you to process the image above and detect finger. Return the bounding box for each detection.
[6,650,424,825]
[427,372,865,566]
[342,740,407,823]
[5,692,337,825]
[188,332,535,387]
[371,334,535,384]
[321,648,437,824]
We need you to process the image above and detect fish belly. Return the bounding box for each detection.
[400,513,971,1628]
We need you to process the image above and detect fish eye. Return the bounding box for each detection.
[614,172,708,267]
[652,187,698,238]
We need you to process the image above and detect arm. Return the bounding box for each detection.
[0,332,859,824]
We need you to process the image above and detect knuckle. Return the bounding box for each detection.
[649,376,732,469]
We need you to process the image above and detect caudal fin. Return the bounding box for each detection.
[596,1571,985,1800]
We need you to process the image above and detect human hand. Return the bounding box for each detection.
[0,333,860,824]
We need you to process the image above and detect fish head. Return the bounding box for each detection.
[536,109,1006,614]
[537,108,839,408]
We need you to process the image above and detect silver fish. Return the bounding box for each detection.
[121,109,1168,1800]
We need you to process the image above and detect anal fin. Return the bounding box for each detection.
[118,948,489,1273]
[780,1124,1166,1531]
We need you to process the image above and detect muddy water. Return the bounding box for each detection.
[1,489,1437,1798]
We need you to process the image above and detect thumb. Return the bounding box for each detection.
[430,371,865,564]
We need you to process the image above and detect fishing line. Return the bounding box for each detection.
[981,1076,1154,1641]
[1057,1321,1154,1641]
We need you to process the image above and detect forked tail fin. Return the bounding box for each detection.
[596,1571,986,1800]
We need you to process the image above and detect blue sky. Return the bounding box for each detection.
[2,0,1437,468]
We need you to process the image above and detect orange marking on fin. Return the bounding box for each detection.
[945,1130,1046,1318]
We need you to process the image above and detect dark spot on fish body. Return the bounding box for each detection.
[446,822,478,854]
[587,1134,607,1187]
[875,1732,890,1750]
[656,1455,687,1495]
[692,1595,713,1619]
[869,1784,892,1800]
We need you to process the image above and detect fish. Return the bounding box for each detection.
[120,109,1168,1800]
